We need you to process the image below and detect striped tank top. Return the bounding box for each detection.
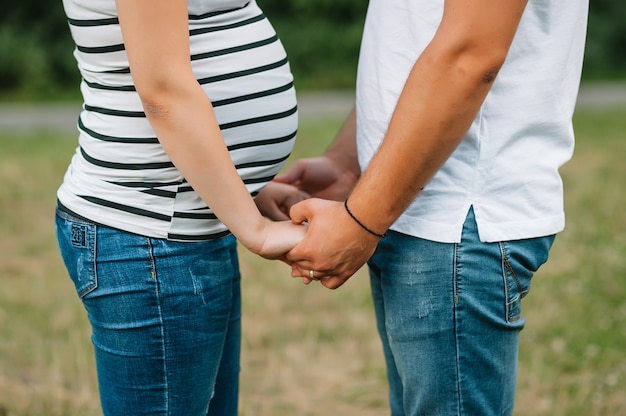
[57,0,298,241]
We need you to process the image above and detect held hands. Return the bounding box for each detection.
[257,155,375,289]
[251,181,309,261]
[285,198,380,289]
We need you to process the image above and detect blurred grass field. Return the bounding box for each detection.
[0,108,624,415]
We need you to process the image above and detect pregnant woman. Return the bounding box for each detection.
[55,1,305,414]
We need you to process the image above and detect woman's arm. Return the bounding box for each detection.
[116,0,304,256]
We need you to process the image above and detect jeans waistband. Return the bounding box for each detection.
[55,200,95,224]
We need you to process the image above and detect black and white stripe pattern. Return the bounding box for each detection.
[58,0,298,241]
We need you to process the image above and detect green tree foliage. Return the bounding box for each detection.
[257,0,369,89]
[265,21,365,89]
[584,0,626,79]
[260,0,367,22]
[0,1,624,100]
[0,0,79,100]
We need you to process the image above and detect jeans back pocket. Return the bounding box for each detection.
[500,235,555,323]
[55,208,98,298]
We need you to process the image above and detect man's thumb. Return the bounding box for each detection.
[275,161,305,185]
[289,199,313,224]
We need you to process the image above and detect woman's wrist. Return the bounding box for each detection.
[235,215,270,255]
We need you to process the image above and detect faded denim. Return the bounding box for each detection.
[56,207,241,416]
[368,207,554,416]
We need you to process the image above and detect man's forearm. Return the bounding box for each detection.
[325,107,361,180]
[346,0,528,234]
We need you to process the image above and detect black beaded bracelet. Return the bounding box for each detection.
[344,199,386,239]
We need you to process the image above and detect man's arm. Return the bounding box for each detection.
[345,0,528,234]
[276,108,360,201]
[288,0,529,288]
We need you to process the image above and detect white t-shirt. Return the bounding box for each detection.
[356,0,589,243]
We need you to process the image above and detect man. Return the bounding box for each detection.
[276,0,590,414]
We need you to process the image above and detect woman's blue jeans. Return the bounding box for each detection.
[55,208,241,416]
[368,208,554,416]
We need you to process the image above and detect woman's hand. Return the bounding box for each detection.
[255,181,310,221]
[248,219,308,261]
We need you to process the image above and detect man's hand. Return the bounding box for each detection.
[275,156,358,202]
[286,198,380,289]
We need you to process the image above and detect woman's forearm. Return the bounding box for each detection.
[116,0,271,252]
[141,83,268,252]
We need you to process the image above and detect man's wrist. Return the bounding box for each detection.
[344,199,386,239]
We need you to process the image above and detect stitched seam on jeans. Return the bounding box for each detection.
[501,243,524,296]
[453,243,460,305]
[499,242,512,323]
[146,238,170,411]
[452,242,462,413]
[500,242,524,323]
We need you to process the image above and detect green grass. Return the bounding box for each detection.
[0,109,624,415]
[515,109,626,415]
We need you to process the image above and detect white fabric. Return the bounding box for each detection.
[356,0,589,243]
[58,0,297,240]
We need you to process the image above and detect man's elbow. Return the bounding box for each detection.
[480,64,503,84]
[457,48,508,87]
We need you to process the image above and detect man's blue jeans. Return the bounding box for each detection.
[368,208,554,416]
[56,208,241,416]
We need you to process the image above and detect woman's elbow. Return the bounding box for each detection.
[135,75,193,120]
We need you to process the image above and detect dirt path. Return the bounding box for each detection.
[1,83,625,133]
